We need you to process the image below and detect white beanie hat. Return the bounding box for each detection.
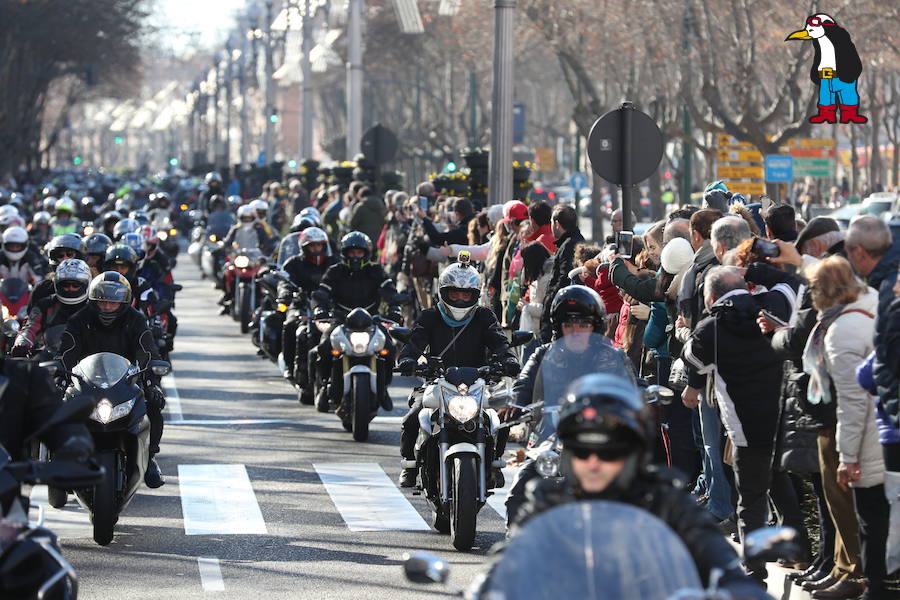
[660,238,694,275]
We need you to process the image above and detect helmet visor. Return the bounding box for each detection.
[89,281,129,303]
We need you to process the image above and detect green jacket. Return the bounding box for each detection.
[349,196,386,243]
[609,258,663,304]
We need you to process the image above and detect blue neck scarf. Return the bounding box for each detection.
[438,303,475,328]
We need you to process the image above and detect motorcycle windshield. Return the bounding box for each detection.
[72,352,131,388]
[532,333,633,440]
[277,233,301,267]
[206,212,234,238]
[0,278,28,303]
[478,501,702,600]
[43,325,67,353]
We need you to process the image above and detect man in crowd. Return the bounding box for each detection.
[538,204,584,342]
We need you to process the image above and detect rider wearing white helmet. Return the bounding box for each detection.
[0,226,46,285]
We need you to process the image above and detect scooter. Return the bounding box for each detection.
[48,353,169,546]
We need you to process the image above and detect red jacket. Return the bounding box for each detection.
[585,265,623,316]
[527,224,556,254]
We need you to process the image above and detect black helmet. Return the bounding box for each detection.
[104,243,138,279]
[702,188,731,212]
[46,233,84,266]
[340,231,372,271]
[83,232,112,258]
[152,192,171,208]
[557,374,651,495]
[88,271,132,326]
[549,285,606,336]
[101,211,121,228]
[210,194,227,211]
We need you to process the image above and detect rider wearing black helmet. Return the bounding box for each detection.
[82,232,113,276]
[513,373,761,596]
[30,234,84,311]
[58,272,167,488]
[313,231,402,409]
[98,211,121,239]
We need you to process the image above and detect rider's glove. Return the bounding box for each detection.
[502,357,520,377]
[397,358,416,377]
[9,342,30,358]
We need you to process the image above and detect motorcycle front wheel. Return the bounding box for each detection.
[239,283,252,333]
[450,455,478,551]
[91,451,119,546]
[351,372,370,442]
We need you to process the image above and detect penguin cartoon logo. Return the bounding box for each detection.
[786,13,867,125]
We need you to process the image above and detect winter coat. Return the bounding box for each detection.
[682,263,799,447]
[398,306,514,369]
[422,214,473,248]
[539,228,585,342]
[871,242,900,435]
[873,298,900,444]
[520,258,553,334]
[826,289,884,487]
[585,266,624,317]
[609,260,663,304]
[643,302,670,358]
[316,262,398,315]
[349,195,386,244]
[58,304,160,373]
[677,241,717,329]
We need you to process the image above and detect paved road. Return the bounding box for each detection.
[30,256,810,599]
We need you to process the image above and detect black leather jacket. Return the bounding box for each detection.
[58,304,160,376]
[398,306,515,369]
[279,254,336,299]
[316,262,398,315]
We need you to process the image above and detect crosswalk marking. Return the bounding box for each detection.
[29,486,92,539]
[162,373,184,422]
[314,462,431,532]
[179,464,267,535]
[197,556,225,591]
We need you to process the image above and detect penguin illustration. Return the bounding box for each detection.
[786,13,867,124]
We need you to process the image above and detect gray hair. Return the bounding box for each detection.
[663,218,691,244]
[802,230,844,254]
[416,181,435,196]
[704,265,747,304]
[711,216,751,252]
[846,215,892,257]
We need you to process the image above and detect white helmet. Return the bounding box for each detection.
[55,258,92,305]
[55,197,76,215]
[2,226,28,262]
[249,199,268,216]
[237,205,256,221]
[437,261,481,321]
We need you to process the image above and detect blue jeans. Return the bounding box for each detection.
[818,77,860,106]
[699,395,733,521]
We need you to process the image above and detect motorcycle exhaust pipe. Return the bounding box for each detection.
[439,441,449,503]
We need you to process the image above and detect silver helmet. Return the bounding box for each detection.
[55,258,92,305]
[438,262,481,321]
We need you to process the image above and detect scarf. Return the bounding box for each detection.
[437,302,475,328]
[802,304,844,405]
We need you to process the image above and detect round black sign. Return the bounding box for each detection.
[587,105,663,185]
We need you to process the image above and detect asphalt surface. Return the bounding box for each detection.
[31,255,810,599]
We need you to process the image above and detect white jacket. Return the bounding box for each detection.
[826,287,885,487]
[520,257,554,334]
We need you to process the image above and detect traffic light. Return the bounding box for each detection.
[73,156,82,166]
[287,159,298,169]
[269,110,279,124]
[445,161,457,173]
[169,157,179,167]
[114,136,123,145]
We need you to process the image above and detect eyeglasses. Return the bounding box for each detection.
[570,446,632,461]
[806,16,833,27]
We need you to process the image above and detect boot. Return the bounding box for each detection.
[809,104,837,124]
[379,390,393,412]
[145,457,165,488]
[839,104,868,124]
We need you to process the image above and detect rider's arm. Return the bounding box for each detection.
[12,304,44,354]
[512,344,547,406]
[397,311,433,363]
[479,309,516,362]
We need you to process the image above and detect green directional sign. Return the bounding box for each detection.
[793,156,834,178]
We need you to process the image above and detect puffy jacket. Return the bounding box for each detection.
[421,213,472,248]
[682,263,799,447]
[58,304,160,374]
[871,242,900,434]
[398,306,514,368]
[677,240,717,329]
[827,289,884,487]
[316,262,397,315]
[349,196,386,244]
[514,467,753,589]
[538,228,584,342]
[279,254,335,298]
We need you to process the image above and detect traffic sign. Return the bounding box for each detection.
[534,147,556,171]
[790,147,836,158]
[717,149,763,163]
[728,182,766,195]
[716,165,765,179]
[716,134,755,149]
[360,123,399,165]
[570,172,588,190]
[792,138,836,149]
[588,105,663,185]
[765,155,793,183]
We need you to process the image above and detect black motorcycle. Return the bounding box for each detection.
[48,353,169,546]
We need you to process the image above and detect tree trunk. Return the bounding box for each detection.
[850,125,859,198]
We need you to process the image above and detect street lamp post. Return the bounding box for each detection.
[488,0,515,206]
[346,0,364,159]
[264,0,275,165]
[300,0,315,158]
[224,45,234,169]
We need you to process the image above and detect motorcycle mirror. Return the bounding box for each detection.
[150,360,171,377]
[402,552,450,585]
[389,327,412,344]
[39,360,64,377]
[645,385,674,405]
[743,526,800,563]
[1,317,19,338]
[509,330,533,348]
[25,395,95,444]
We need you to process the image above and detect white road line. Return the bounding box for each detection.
[372,415,403,424]
[168,418,296,426]
[486,467,518,520]
[29,486,93,540]
[197,556,225,592]
[314,462,430,532]
[178,464,267,535]
[162,373,183,422]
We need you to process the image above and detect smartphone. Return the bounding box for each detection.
[752,237,780,259]
[760,309,788,328]
[615,231,634,259]
[418,196,429,212]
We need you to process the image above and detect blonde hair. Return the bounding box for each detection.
[804,255,868,311]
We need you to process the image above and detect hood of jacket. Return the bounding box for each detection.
[868,240,900,291]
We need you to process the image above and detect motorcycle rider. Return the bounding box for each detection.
[221,205,274,254]
[249,199,275,237]
[395,257,519,488]
[98,211,121,239]
[28,211,52,248]
[11,259,91,357]
[82,232,113,276]
[103,244,158,315]
[49,198,78,236]
[503,284,635,526]
[29,233,84,310]
[279,227,335,394]
[198,172,224,214]
[313,231,402,410]
[509,373,764,597]
[0,226,47,285]
[58,272,167,488]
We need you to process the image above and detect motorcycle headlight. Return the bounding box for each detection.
[83,225,95,236]
[234,255,250,268]
[169,228,178,236]
[315,320,331,333]
[277,303,288,313]
[209,234,218,242]
[180,204,189,211]
[157,231,169,241]
[446,395,479,423]
[90,398,135,424]
[535,450,560,478]
[349,331,370,354]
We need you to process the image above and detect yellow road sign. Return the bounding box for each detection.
[716,165,765,179]
[534,147,556,171]
[717,149,763,163]
[792,138,836,149]
[716,134,754,149]
[727,182,766,195]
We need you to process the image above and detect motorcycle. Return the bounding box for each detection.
[251,269,290,364]
[0,277,31,324]
[0,306,20,355]
[389,327,532,551]
[403,502,795,599]
[225,248,265,334]
[0,396,103,600]
[152,216,180,261]
[47,353,170,546]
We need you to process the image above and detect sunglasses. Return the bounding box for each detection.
[570,446,632,461]
[805,16,833,27]
[53,250,78,259]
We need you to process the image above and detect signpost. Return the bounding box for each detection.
[716,165,765,180]
[587,102,664,231]
[764,155,793,182]
[569,172,588,191]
